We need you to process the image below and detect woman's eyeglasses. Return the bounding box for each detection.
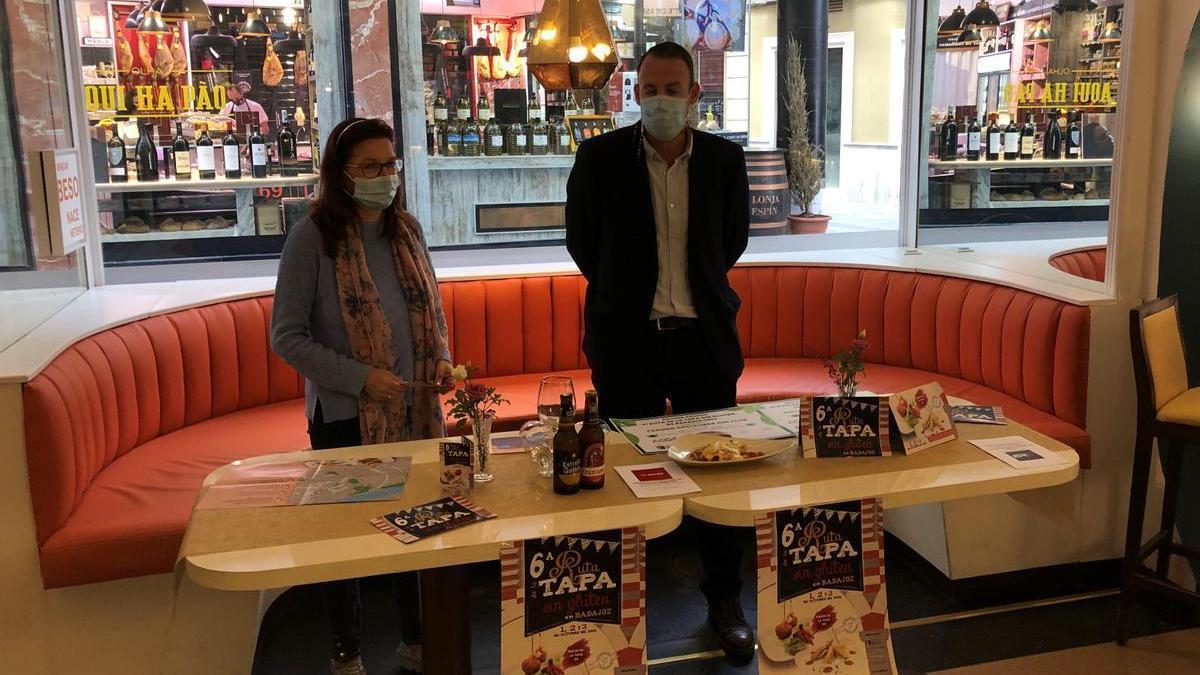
[345,158,404,178]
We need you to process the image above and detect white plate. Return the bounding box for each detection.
[668,433,798,467]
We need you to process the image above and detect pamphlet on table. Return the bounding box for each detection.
[195,457,412,509]
[756,498,897,674]
[950,405,1006,425]
[370,495,495,544]
[610,404,794,455]
[886,383,957,454]
[613,462,701,498]
[969,436,1071,470]
[500,527,647,674]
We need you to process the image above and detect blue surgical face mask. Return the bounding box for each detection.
[640,95,689,141]
[345,172,400,210]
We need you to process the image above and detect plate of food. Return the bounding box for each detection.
[668,433,797,467]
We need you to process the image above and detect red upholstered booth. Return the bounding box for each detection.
[23,267,1091,588]
[1049,247,1107,282]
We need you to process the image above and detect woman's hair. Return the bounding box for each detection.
[308,117,410,257]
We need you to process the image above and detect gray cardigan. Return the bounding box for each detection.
[271,218,446,423]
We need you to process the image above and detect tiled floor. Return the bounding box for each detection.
[253,521,1200,674]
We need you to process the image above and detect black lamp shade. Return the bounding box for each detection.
[958,25,983,43]
[240,10,270,37]
[430,20,460,45]
[462,37,501,57]
[138,9,169,34]
[159,0,209,20]
[939,7,966,34]
[964,1,1000,27]
[126,3,147,29]
[1100,22,1122,42]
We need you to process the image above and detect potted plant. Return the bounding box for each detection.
[446,362,508,482]
[784,36,830,235]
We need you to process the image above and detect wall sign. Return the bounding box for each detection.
[501,527,647,674]
[30,149,86,257]
[756,499,896,674]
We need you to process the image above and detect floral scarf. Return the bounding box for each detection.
[333,215,449,444]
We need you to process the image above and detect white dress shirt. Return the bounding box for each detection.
[644,132,698,320]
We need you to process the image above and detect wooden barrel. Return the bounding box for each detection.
[745,149,791,236]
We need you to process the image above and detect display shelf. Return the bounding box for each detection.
[929,158,1114,170]
[97,174,318,194]
[988,198,1110,209]
[426,155,577,171]
[100,227,238,242]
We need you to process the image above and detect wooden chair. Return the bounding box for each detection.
[1119,295,1200,644]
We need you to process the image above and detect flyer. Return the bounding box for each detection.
[440,439,474,493]
[613,462,701,498]
[370,495,495,544]
[611,406,793,455]
[756,499,897,674]
[500,527,647,675]
[968,436,1072,470]
[799,397,892,458]
[950,405,1006,425]
[196,457,412,509]
[886,383,957,454]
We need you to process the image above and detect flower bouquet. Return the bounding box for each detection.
[445,362,508,482]
[822,330,868,398]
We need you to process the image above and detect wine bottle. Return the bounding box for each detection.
[552,393,581,495]
[986,116,1001,161]
[940,107,958,161]
[107,128,127,183]
[1044,110,1064,160]
[967,117,982,161]
[528,88,542,123]
[135,121,159,182]
[249,124,268,178]
[277,111,297,176]
[1066,111,1082,158]
[426,118,438,156]
[172,121,191,180]
[578,390,605,490]
[222,125,241,179]
[196,124,216,180]
[1003,116,1020,161]
[1020,114,1036,160]
[565,90,579,117]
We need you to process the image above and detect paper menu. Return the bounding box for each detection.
[887,383,957,454]
[968,436,1072,470]
[614,462,701,498]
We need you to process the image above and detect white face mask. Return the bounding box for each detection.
[345,172,400,210]
[640,95,689,141]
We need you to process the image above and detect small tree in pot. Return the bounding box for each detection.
[785,36,830,234]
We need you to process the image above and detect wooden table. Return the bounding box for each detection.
[179,416,1079,673]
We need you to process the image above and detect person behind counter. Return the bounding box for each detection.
[271,117,455,675]
[221,81,270,132]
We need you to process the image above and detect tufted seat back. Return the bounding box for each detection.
[1049,247,1107,282]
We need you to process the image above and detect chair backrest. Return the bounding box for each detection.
[1049,247,1107,282]
[1130,295,1190,416]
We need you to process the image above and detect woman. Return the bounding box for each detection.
[272,117,453,675]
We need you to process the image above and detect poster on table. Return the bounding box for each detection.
[500,527,647,674]
[756,499,897,674]
[799,397,892,458]
[885,383,957,454]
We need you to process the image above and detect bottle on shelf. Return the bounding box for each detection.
[578,390,605,490]
[445,117,463,157]
[1003,114,1020,161]
[507,118,528,156]
[552,393,581,495]
[1044,109,1064,160]
[581,91,595,116]
[222,124,241,179]
[277,111,297,176]
[528,87,542,123]
[196,124,216,180]
[986,114,1001,161]
[484,115,504,157]
[455,95,470,121]
[249,124,269,178]
[565,89,579,117]
[939,106,958,161]
[1066,110,1083,158]
[107,126,127,183]
[552,118,572,155]
[426,116,438,157]
[967,116,982,161]
[135,121,159,182]
[434,92,449,123]
[529,115,550,156]
[172,121,191,181]
[433,93,449,156]
[461,116,481,157]
[1020,113,1036,160]
[477,92,492,123]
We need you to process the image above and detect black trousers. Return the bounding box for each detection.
[594,325,744,602]
[308,404,421,658]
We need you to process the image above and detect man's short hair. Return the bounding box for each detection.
[636,42,696,85]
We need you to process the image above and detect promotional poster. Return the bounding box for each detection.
[800,397,893,458]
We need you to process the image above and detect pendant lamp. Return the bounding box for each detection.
[240,10,271,37]
[528,0,617,90]
[430,19,460,45]
[125,2,147,29]
[938,6,966,36]
[963,1,1000,27]
[138,8,169,34]
[462,37,501,57]
[958,25,983,44]
[1028,19,1054,43]
[159,0,209,21]
[1100,21,1122,43]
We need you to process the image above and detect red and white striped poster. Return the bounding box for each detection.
[756,498,897,674]
[500,527,647,674]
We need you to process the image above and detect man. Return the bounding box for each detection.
[221,81,270,132]
[565,42,752,658]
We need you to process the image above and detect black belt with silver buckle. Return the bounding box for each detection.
[652,316,699,331]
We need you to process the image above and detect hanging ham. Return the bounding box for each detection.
[263,39,284,87]
[169,28,187,76]
[153,35,174,78]
[294,49,308,86]
[137,34,153,75]
[116,31,134,74]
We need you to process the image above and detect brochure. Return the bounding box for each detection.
[196,456,412,509]
[613,462,701,498]
[887,383,957,454]
[950,405,1006,425]
[370,495,495,544]
[969,436,1072,470]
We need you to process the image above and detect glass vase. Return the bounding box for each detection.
[473,413,494,482]
[838,382,857,398]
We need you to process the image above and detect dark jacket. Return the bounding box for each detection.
[565,123,750,382]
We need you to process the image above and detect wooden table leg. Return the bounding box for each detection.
[420,566,472,674]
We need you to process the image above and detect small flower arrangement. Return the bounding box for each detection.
[822,330,868,398]
[445,362,507,428]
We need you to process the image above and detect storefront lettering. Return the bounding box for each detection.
[83,84,227,114]
[1004,80,1116,107]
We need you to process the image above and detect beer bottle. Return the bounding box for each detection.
[579,390,605,490]
[553,393,581,495]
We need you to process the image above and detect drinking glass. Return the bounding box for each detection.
[537,375,575,432]
[521,420,554,478]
